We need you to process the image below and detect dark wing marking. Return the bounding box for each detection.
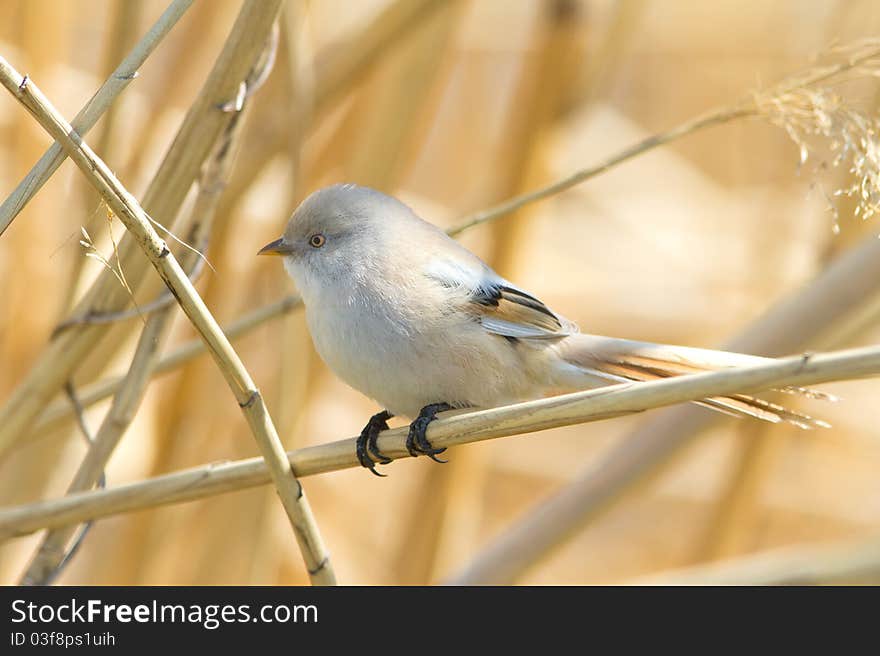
[424,257,573,341]
[472,283,571,341]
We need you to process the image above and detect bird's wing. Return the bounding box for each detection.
[425,257,574,341]
[471,282,573,341]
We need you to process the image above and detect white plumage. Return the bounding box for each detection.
[267,184,830,432]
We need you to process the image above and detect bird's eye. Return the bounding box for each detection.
[308,234,326,248]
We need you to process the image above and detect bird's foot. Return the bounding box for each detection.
[356,410,393,477]
[406,403,453,463]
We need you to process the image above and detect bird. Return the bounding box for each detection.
[259,183,831,476]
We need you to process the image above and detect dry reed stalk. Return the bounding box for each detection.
[447,228,880,584]
[423,448,490,582]
[51,256,209,330]
[0,49,335,585]
[0,0,193,236]
[117,1,236,191]
[696,321,878,564]
[19,42,260,584]
[271,10,316,446]
[278,0,315,192]
[200,0,448,230]
[0,0,281,459]
[42,383,104,585]
[632,535,880,584]
[446,105,753,237]
[3,342,880,541]
[0,3,78,521]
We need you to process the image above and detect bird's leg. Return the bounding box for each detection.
[357,410,393,477]
[406,403,453,463]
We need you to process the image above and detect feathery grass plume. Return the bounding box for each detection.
[751,39,880,233]
[78,221,140,322]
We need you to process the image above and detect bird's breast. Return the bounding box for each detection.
[304,292,426,410]
[302,286,545,417]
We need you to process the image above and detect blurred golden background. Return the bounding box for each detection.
[1,0,879,585]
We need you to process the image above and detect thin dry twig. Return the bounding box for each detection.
[1,342,878,540]
[53,250,209,333]
[0,45,335,585]
[76,225,138,316]
[447,105,753,236]
[0,0,194,236]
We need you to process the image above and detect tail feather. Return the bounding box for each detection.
[556,334,834,429]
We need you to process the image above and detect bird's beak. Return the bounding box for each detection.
[258,237,294,256]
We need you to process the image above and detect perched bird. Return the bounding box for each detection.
[260,184,830,475]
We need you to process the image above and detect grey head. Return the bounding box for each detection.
[260,184,390,256]
[258,183,455,294]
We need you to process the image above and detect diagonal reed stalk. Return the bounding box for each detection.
[0,49,335,584]
[19,36,267,585]
[0,0,282,460]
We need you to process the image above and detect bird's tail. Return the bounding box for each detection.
[553,333,835,429]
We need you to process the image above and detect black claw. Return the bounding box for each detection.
[413,414,447,460]
[406,403,453,463]
[357,410,393,475]
[367,465,387,478]
[367,410,393,465]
